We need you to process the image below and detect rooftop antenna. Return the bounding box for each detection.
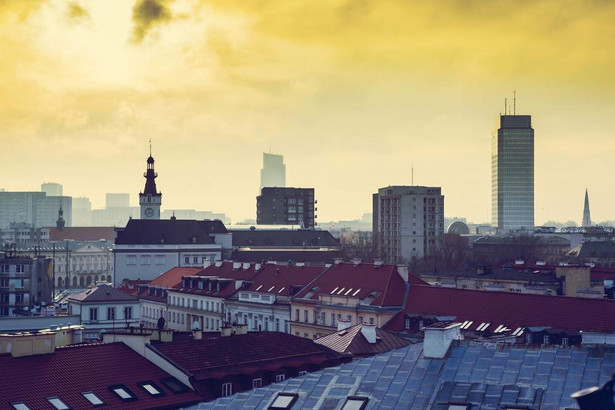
[513,91,516,115]
[149,138,152,156]
[504,98,507,116]
[411,163,414,186]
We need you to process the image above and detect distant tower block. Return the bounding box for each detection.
[582,189,591,227]
[260,152,286,191]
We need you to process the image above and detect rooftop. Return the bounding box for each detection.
[193,340,604,409]
[385,284,615,334]
[115,219,226,246]
[315,324,411,357]
[69,284,140,303]
[150,267,203,288]
[240,264,327,297]
[0,342,202,410]
[46,226,117,242]
[230,229,340,248]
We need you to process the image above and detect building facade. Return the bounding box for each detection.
[0,191,72,228]
[0,255,53,317]
[260,152,286,190]
[373,186,444,264]
[257,187,315,228]
[492,114,534,232]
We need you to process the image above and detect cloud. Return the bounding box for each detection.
[67,2,89,22]
[131,0,173,42]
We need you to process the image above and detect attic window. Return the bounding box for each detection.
[269,393,299,409]
[330,287,339,295]
[278,287,286,294]
[10,403,31,410]
[139,381,165,396]
[337,287,346,295]
[256,285,263,291]
[81,392,105,406]
[341,396,369,410]
[268,286,275,292]
[46,397,70,410]
[109,385,137,402]
[344,288,353,296]
[352,289,361,297]
[160,377,188,393]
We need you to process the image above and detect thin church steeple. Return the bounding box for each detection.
[582,189,591,227]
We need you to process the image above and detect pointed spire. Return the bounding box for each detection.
[56,204,65,230]
[582,189,591,227]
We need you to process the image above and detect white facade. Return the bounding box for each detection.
[53,243,113,289]
[68,299,140,340]
[226,291,291,334]
[141,298,168,328]
[114,244,222,283]
[166,290,224,332]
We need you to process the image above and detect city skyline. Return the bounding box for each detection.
[1,1,614,225]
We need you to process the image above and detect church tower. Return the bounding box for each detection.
[582,188,591,227]
[139,142,162,220]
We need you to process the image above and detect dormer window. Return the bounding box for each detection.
[192,236,197,244]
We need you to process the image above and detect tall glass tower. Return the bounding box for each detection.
[491,115,534,232]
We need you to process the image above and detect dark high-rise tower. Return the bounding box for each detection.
[491,114,534,232]
[139,143,162,220]
[582,189,591,227]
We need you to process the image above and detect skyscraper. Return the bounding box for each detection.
[582,189,591,227]
[260,152,286,190]
[491,114,534,232]
[41,182,63,197]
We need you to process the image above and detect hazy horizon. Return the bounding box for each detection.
[2,1,614,226]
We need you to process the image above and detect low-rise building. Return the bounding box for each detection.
[0,255,53,317]
[68,284,140,340]
[290,262,412,340]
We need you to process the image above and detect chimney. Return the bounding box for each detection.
[360,324,377,344]
[235,280,243,290]
[235,324,248,335]
[221,326,232,337]
[373,259,384,268]
[203,259,212,269]
[242,262,250,270]
[337,319,352,331]
[423,323,462,359]
[334,258,343,265]
[233,262,241,270]
[0,332,56,357]
[255,263,262,271]
[352,258,361,266]
[192,330,203,340]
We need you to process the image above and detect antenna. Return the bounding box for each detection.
[504,98,507,116]
[412,163,414,186]
[513,91,516,115]
[149,138,152,156]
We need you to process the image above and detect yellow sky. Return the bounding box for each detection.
[1,0,614,225]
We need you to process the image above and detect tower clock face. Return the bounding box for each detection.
[145,208,154,217]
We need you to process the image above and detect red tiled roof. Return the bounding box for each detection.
[385,285,615,333]
[47,226,116,241]
[69,285,139,303]
[294,263,406,307]
[171,277,241,298]
[151,332,346,379]
[150,267,203,288]
[242,264,326,297]
[197,261,260,280]
[117,279,151,296]
[0,342,202,410]
[315,324,411,356]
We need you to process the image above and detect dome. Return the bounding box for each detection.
[147,155,155,164]
[447,221,470,235]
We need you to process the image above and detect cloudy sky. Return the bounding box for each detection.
[1,0,614,224]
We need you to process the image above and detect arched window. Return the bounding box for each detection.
[94,275,99,282]
[72,276,78,287]
[107,275,112,283]
[57,277,63,288]
[80,276,85,287]
[86,276,92,286]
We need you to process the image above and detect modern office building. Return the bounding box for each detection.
[40,182,63,197]
[491,114,534,232]
[260,152,286,190]
[0,192,72,229]
[72,197,92,226]
[256,187,315,228]
[373,186,444,263]
[106,193,130,208]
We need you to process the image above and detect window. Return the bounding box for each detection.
[141,255,151,265]
[193,256,199,264]
[418,320,424,330]
[124,307,133,320]
[252,378,263,388]
[543,335,550,345]
[184,256,190,264]
[369,317,374,325]
[46,397,70,410]
[331,313,336,326]
[359,316,364,324]
[342,396,369,410]
[269,393,299,409]
[82,392,105,406]
[89,308,98,321]
[107,307,116,321]
[405,318,411,330]
[109,385,137,401]
[275,374,285,382]
[139,381,164,396]
[295,309,299,321]
[298,370,308,376]
[304,310,308,323]
[127,255,136,265]
[11,403,31,410]
[155,255,165,265]
[222,382,233,397]
[562,337,569,346]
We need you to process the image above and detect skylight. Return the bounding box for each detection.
[160,377,188,393]
[460,321,473,330]
[46,397,70,410]
[330,287,339,295]
[256,285,263,291]
[352,289,361,296]
[139,381,164,396]
[82,392,105,406]
[337,287,346,295]
[269,393,299,409]
[268,286,275,292]
[341,396,369,410]
[476,322,491,332]
[511,327,525,336]
[109,385,137,402]
[344,288,353,296]
[278,287,286,294]
[10,403,30,410]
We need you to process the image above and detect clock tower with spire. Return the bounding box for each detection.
[139,141,162,220]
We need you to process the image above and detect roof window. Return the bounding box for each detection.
[341,396,369,410]
[268,286,275,292]
[352,289,361,297]
[81,392,105,406]
[269,392,299,409]
[10,403,31,410]
[46,397,70,410]
[139,381,165,396]
[330,287,339,295]
[160,377,188,393]
[256,285,263,291]
[278,287,286,294]
[109,385,137,402]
